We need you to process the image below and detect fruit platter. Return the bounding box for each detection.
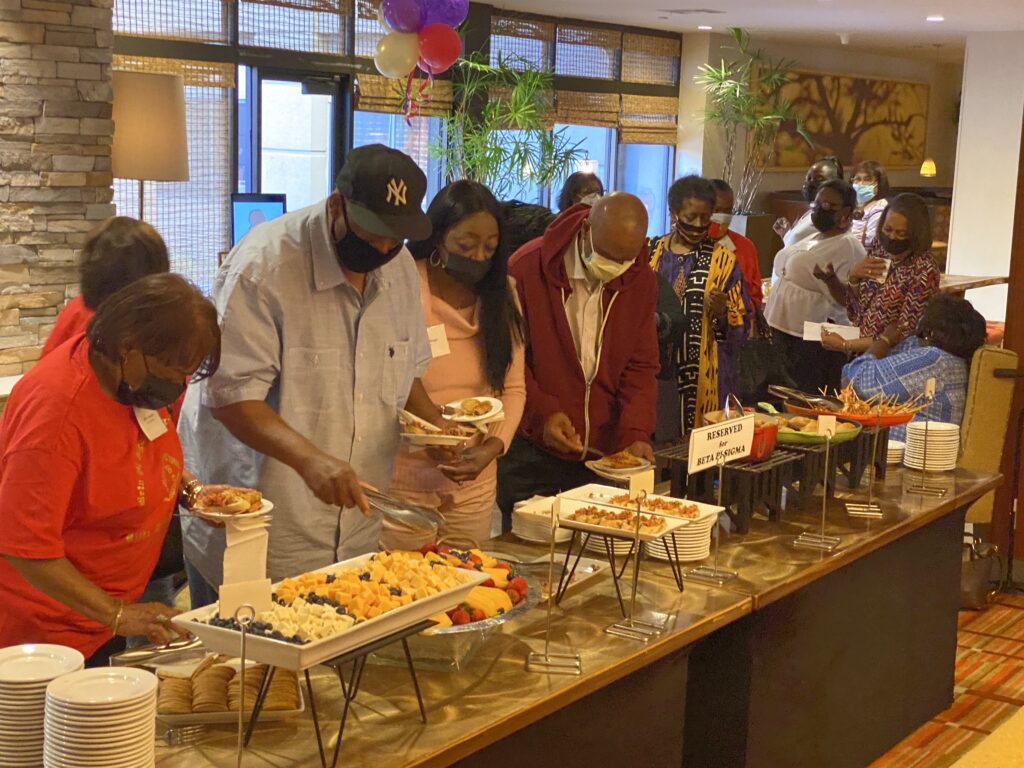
[417,544,535,636]
[173,551,488,670]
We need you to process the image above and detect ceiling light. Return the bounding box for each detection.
[698,25,713,30]
[926,15,945,22]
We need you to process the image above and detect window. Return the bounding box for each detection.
[490,130,543,205]
[549,124,615,212]
[238,65,253,193]
[352,112,446,207]
[617,143,674,238]
[239,0,348,55]
[260,79,335,211]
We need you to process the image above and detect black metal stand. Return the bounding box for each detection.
[555,529,683,616]
[242,620,434,768]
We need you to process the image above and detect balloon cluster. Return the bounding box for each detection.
[374,0,466,79]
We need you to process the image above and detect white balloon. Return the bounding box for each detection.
[374,31,419,79]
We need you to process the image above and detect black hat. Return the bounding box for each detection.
[335,144,432,242]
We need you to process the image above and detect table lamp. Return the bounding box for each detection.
[111,71,189,219]
[919,158,937,178]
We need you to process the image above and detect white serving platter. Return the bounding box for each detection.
[173,553,489,671]
[560,484,723,523]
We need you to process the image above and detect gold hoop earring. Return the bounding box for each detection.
[429,250,443,268]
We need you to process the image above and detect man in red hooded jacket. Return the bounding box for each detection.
[497,193,660,521]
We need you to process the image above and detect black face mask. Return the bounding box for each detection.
[878,232,911,256]
[674,220,708,243]
[442,251,491,287]
[810,207,838,233]
[335,201,403,274]
[802,181,819,203]
[116,356,185,411]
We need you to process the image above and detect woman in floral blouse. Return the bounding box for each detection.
[814,193,940,359]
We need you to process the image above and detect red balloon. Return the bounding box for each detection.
[417,23,461,73]
[417,57,434,75]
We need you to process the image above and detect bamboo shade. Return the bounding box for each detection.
[490,15,555,70]
[113,0,229,43]
[622,33,680,85]
[554,23,621,80]
[552,90,620,128]
[619,94,678,145]
[239,0,350,55]
[355,74,454,117]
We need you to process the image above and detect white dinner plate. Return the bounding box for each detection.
[44,731,153,752]
[444,396,503,423]
[192,499,274,523]
[46,668,157,707]
[402,432,473,447]
[512,529,572,545]
[0,646,84,685]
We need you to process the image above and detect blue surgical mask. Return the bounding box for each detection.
[853,183,876,207]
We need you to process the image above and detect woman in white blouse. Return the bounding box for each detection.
[850,160,890,247]
[764,179,867,393]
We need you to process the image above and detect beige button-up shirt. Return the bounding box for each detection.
[562,236,604,382]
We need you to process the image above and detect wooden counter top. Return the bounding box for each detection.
[156,467,998,767]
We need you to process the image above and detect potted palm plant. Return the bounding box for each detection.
[697,28,812,266]
[431,52,583,201]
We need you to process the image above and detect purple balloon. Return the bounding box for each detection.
[422,0,468,28]
[381,0,424,33]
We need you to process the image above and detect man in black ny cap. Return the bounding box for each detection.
[179,145,447,598]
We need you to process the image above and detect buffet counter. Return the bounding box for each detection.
[156,467,998,768]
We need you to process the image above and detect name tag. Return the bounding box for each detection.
[427,324,450,359]
[134,406,168,442]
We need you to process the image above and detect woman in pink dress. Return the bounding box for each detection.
[383,181,526,549]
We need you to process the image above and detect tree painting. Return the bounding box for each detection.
[772,70,929,169]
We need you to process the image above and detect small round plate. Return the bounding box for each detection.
[444,396,503,423]
[46,668,157,707]
[0,646,83,684]
[193,499,273,523]
[402,432,472,447]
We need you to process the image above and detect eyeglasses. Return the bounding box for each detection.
[811,202,847,213]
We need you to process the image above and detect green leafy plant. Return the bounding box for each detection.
[696,28,812,213]
[432,52,583,201]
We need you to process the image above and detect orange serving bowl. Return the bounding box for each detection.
[702,408,779,461]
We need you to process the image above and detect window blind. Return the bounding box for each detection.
[622,33,680,86]
[490,15,555,71]
[355,74,453,117]
[113,0,229,43]
[239,0,350,55]
[112,56,234,295]
[619,94,678,145]
[554,23,621,80]
[553,90,619,128]
[354,0,386,58]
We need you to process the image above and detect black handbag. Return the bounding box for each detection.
[738,310,793,403]
[961,536,998,610]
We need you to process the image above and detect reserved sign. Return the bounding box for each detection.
[688,415,756,475]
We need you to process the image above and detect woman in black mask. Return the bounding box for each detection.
[814,192,940,359]
[383,181,526,549]
[773,155,844,247]
[763,179,866,393]
[0,274,220,665]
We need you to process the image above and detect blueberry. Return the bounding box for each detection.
[359,572,371,581]
[389,587,402,596]
[326,574,336,584]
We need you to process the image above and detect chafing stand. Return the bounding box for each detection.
[907,398,949,498]
[848,409,884,518]
[794,431,842,552]
[687,459,739,584]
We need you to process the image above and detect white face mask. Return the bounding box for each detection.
[709,212,733,240]
[580,192,603,206]
[580,229,631,282]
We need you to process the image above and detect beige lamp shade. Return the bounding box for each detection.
[112,70,189,182]
[919,158,937,178]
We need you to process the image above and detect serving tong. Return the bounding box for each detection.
[362,487,446,532]
[768,384,843,411]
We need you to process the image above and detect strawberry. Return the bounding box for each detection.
[470,608,486,622]
[421,543,438,555]
[506,588,521,605]
[495,562,512,571]
[451,608,471,625]
[509,576,528,594]
[469,554,483,565]
[438,544,451,555]
[481,579,495,588]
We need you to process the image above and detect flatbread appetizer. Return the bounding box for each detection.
[194,484,263,515]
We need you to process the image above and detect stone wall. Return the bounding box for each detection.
[0,0,114,375]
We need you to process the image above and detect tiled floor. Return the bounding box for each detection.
[870,592,1024,767]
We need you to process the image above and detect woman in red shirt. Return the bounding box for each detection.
[0,273,219,662]
[42,216,169,357]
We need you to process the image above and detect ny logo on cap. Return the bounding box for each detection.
[386,178,407,207]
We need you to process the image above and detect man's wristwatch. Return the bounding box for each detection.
[179,478,203,509]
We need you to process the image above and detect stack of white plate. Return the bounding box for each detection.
[646,511,718,563]
[511,497,571,544]
[44,667,157,768]
[903,421,960,472]
[583,532,635,557]
[0,644,84,768]
[886,440,906,466]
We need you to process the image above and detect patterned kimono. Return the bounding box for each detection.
[651,235,748,433]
